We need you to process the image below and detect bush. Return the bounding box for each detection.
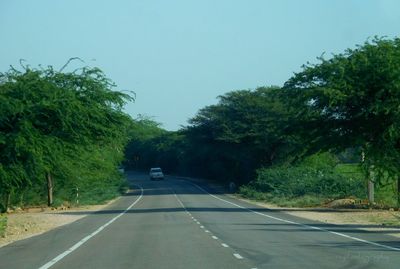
[253,165,364,198]
[0,215,7,238]
[239,153,366,206]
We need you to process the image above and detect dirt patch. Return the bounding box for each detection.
[232,195,400,238]
[0,198,119,248]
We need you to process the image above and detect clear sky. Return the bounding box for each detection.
[1,0,400,130]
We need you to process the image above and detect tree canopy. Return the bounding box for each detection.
[283,37,400,181]
[0,63,133,211]
[125,37,400,203]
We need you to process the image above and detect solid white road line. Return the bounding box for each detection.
[38,187,144,269]
[221,243,229,248]
[191,183,400,252]
[173,191,186,209]
[233,253,244,259]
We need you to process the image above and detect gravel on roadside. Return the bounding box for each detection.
[0,198,120,248]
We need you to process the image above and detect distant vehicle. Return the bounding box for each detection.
[149,167,164,180]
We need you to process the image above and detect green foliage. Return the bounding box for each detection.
[0,214,6,238]
[301,152,339,169]
[124,37,400,206]
[283,37,400,183]
[0,62,133,210]
[239,185,326,207]
[248,153,364,198]
[239,153,366,207]
[179,86,298,183]
[241,158,398,207]
[374,181,399,207]
[124,118,185,173]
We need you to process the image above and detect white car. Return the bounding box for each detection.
[149,167,164,180]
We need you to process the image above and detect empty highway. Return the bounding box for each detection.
[1,172,399,269]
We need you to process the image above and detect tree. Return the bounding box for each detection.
[0,62,133,210]
[183,86,298,184]
[283,37,400,204]
[124,117,185,174]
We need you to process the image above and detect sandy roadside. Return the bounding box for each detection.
[0,197,120,248]
[231,195,400,238]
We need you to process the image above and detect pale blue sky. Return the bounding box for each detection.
[1,0,400,130]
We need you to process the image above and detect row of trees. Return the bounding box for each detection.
[0,62,133,212]
[125,37,400,205]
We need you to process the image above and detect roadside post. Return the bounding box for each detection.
[76,187,79,206]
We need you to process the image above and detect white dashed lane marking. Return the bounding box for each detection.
[172,187,249,266]
[233,253,244,259]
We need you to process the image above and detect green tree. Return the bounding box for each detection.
[183,86,298,184]
[284,37,400,204]
[0,63,133,210]
[125,117,185,174]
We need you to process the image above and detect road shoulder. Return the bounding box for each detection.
[0,197,120,248]
[229,194,400,238]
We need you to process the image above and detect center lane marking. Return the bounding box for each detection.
[233,253,244,259]
[172,188,249,264]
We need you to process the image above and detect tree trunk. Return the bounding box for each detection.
[367,165,375,204]
[4,192,11,212]
[46,172,53,207]
[368,179,374,204]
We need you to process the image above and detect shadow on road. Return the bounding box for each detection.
[56,206,400,231]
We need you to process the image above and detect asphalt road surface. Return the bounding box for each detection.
[1,172,400,269]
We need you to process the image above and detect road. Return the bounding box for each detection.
[1,172,400,269]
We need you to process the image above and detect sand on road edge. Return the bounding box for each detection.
[231,195,400,238]
[0,197,120,248]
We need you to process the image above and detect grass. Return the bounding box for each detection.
[240,162,399,208]
[334,163,363,174]
[335,163,399,207]
[0,214,7,238]
[269,195,327,207]
[239,185,327,207]
[65,179,129,206]
[375,182,398,208]
[5,175,130,209]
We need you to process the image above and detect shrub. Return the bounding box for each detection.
[239,153,366,206]
[0,215,7,238]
